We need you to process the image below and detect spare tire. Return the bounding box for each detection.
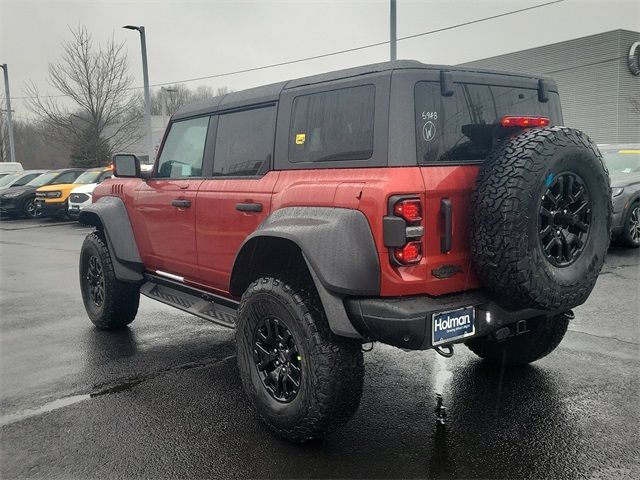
[470,126,611,310]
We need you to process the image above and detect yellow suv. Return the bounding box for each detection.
[35,166,112,218]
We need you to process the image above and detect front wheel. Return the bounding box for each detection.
[465,313,570,366]
[23,198,40,219]
[79,231,140,329]
[236,275,364,443]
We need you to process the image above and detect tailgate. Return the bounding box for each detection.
[420,165,481,296]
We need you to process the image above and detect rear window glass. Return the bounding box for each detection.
[213,106,276,176]
[415,82,562,164]
[289,85,375,163]
[601,149,640,174]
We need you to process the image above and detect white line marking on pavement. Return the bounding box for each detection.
[0,394,90,427]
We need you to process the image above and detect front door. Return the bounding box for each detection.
[133,116,211,282]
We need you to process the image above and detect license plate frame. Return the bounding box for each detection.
[432,306,476,346]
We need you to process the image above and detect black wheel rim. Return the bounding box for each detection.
[630,206,640,244]
[86,255,105,307]
[252,316,301,403]
[25,200,36,218]
[538,172,592,267]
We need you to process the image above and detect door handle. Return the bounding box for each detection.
[235,202,263,213]
[171,199,191,208]
[440,198,452,253]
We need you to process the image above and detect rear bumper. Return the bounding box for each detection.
[344,289,557,350]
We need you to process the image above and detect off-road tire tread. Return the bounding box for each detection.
[236,274,364,443]
[466,314,569,366]
[80,231,139,329]
[470,126,611,310]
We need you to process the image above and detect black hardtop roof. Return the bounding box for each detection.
[175,59,555,119]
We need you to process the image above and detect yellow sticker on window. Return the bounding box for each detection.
[295,133,306,145]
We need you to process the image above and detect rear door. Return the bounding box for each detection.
[195,105,279,293]
[133,116,211,281]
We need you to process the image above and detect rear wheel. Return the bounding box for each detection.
[236,275,364,443]
[620,202,640,248]
[79,231,140,329]
[466,314,569,366]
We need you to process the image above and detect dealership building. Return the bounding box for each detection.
[460,29,640,144]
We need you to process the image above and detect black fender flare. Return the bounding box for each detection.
[230,207,381,338]
[79,196,144,283]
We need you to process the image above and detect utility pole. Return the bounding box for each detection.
[124,25,153,163]
[0,64,16,163]
[390,0,397,61]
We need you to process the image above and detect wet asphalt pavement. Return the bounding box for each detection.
[0,218,639,479]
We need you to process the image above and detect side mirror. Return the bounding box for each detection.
[113,154,141,178]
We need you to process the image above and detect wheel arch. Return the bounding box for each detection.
[79,196,144,283]
[230,206,380,338]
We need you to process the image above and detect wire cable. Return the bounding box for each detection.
[10,0,566,100]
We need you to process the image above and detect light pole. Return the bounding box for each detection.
[0,64,16,163]
[390,0,397,61]
[123,25,153,163]
[160,86,178,126]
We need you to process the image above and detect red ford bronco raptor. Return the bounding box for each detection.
[79,60,611,442]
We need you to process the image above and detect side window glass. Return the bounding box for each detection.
[14,174,39,186]
[157,116,210,178]
[213,106,276,176]
[98,171,113,183]
[54,172,76,184]
[289,85,375,163]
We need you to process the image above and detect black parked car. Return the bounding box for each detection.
[601,145,640,247]
[0,168,85,219]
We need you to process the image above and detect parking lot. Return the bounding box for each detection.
[0,217,638,479]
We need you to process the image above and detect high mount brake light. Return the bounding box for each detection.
[393,241,422,265]
[393,198,422,223]
[500,116,550,128]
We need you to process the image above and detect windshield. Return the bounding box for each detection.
[74,170,103,184]
[26,171,58,187]
[602,149,640,174]
[0,172,21,187]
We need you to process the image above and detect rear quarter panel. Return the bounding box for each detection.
[272,165,481,298]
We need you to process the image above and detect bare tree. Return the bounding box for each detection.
[150,84,232,117]
[25,26,141,167]
[150,84,193,116]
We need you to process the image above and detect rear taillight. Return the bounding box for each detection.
[393,241,422,265]
[500,116,550,128]
[393,198,422,223]
[385,196,424,266]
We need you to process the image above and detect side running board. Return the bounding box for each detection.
[140,274,238,328]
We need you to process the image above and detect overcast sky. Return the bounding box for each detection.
[1,0,639,120]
